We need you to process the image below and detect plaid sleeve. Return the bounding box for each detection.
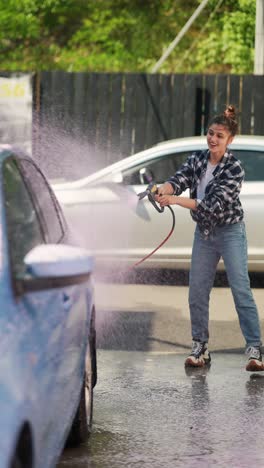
[166,153,196,195]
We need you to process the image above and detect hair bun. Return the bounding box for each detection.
[224,105,236,119]
[209,104,238,135]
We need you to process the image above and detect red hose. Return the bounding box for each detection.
[129,205,175,269]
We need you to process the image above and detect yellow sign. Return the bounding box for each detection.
[0,82,26,98]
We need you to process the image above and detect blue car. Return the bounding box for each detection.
[0,145,97,468]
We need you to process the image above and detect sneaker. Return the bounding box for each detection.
[185,340,211,368]
[246,346,264,372]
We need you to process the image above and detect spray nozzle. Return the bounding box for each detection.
[137,182,164,213]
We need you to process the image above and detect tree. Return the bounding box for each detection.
[188,0,256,73]
[0,0,256,73]
[0,0,91,70]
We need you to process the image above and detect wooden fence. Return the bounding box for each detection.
[33,72,264,178]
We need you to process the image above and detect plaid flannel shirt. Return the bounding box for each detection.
[167,149,245,238]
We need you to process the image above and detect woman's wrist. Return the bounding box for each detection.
[164,182,174,195]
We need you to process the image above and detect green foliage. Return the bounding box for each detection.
[59,0,196,72]
[0,0,90,70]
[189,0,256,73]
[0,0,256,73]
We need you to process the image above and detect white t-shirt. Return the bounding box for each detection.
[197,161,216,202]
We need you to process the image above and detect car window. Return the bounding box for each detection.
[19,159,65,243]
[122,149,264,184]
[232,150,264,181]
[122,152,190,185]
[3,158,44,277]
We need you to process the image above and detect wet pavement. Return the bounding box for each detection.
[57,284,264,468]
[58,350,264,468]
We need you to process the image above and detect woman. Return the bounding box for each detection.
[155,105,263,371]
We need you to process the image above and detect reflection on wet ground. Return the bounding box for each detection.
[58,350,264,468]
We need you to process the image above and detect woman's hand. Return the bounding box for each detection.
[155,192,198,210]
[154,183,175,206]
[156,182,174,196]
[158,195,178,207]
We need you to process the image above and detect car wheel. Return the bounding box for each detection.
[67,344,94,446]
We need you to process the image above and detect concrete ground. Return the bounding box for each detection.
[58,283,264,468]
[95,283,264,353]
[59,349,264,468]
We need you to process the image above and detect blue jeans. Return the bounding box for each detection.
[189,222,261,347]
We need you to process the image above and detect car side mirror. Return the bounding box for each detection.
[15,244,94,295]
[139,167,153,184]
[112,172,123,183]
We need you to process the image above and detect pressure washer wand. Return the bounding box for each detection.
[137,182,165,213]
[131,182,175,268]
